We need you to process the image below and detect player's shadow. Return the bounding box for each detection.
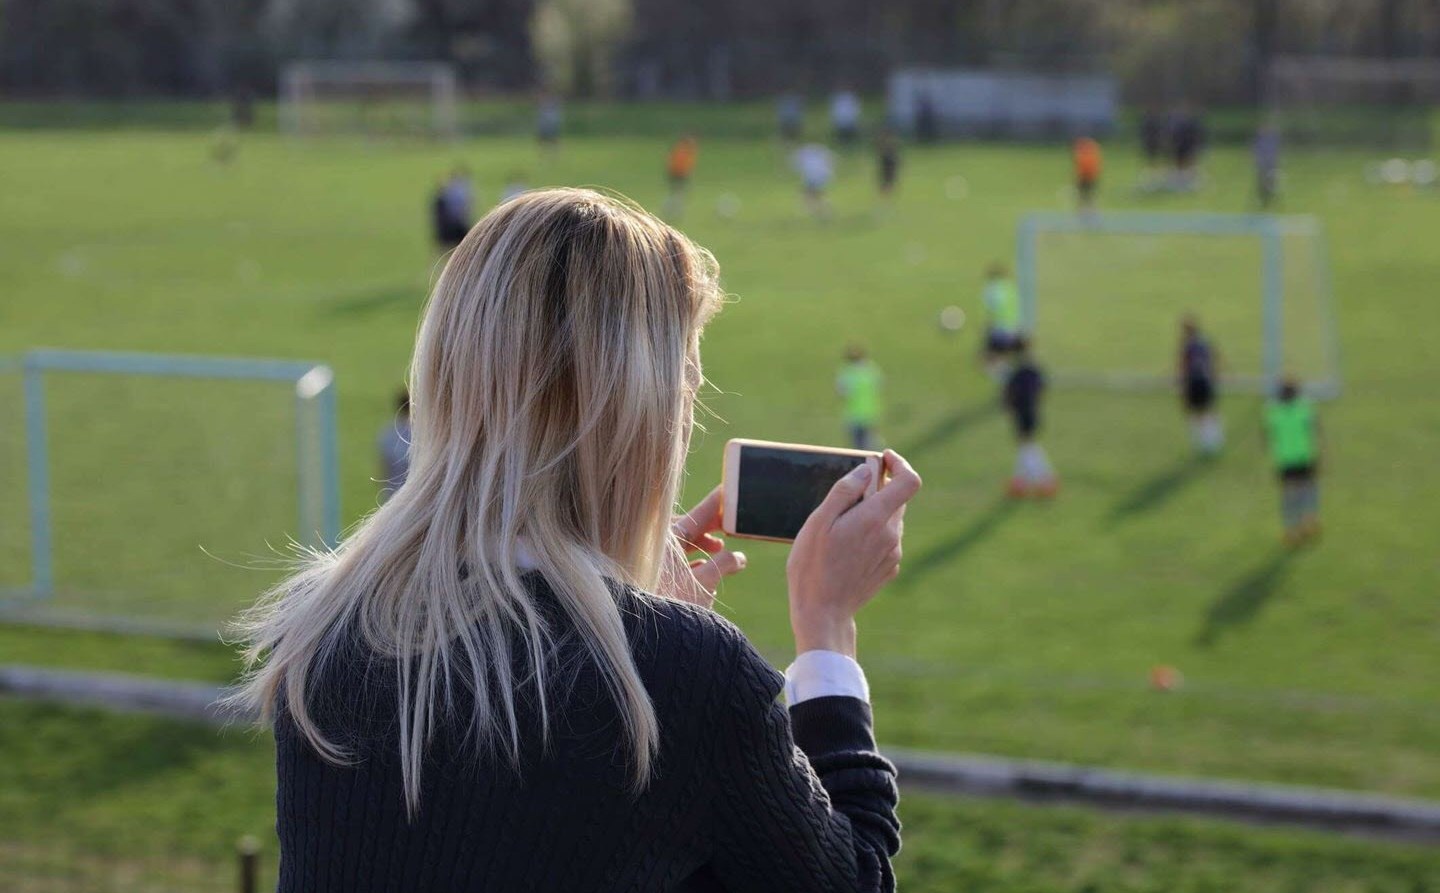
[902,498,1018,584]
[1194,548,1296,647]
[901,400,1000,459]
[319,282,418,318]
[1107,454,1213,524]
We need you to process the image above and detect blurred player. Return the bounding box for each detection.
[1170,103,1206,190]
[792,142,835,220]
[1264,378,1322,545]
[536,90,563,157]
[777,91,804,142]
[1254,119,1281,208]
[875,128,901,209]
[981,262,1022,379]
[1004,336,1058,498]
[378,388,412,502]
[837,344,883,450]
[662,134,699,220]
[432,166,472,252]
[1073,135,1102,214]
[1140,104,1166,171]
[1178,315,1224,454]
[831,88,861,145]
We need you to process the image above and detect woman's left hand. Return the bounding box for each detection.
[659,486,747,608]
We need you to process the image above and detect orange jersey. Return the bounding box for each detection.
[667,138,698,178]
[1073,137,1102,181]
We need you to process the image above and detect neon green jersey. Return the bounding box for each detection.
[1265,398,1317,468]
[983,278,1020,332]
[837,361,883,424]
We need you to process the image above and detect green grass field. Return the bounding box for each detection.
[2,108,1438,886]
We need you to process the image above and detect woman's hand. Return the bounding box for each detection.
[786,450,922,659]
[658,486,747,609]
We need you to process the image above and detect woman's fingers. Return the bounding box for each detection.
[860,450,922,521]
[673,485,724,547]
[690,549,748,593]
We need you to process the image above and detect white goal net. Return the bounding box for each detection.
[280,61,459,139]
[1267,56,1440,151]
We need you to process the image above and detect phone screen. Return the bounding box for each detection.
[734,444,871,541]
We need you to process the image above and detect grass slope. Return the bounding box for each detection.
[1,116,1437,812]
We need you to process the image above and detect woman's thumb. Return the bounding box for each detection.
[812,461,873,524]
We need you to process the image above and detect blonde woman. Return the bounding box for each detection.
[234,188,922,892]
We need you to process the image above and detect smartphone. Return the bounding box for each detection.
[721,438,882,543]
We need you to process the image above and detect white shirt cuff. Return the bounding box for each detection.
[783,650,870,705]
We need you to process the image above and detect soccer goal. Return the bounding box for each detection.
[1267,56,1440,151]
[1015,212,1341,398]
[0,350,340,639]
[280,61,460,139]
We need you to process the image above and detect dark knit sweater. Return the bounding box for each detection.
[274,577,900,892]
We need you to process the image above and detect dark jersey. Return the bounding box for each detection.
[1181,335,1215,381]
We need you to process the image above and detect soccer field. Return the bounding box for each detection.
[2,113,1438,815]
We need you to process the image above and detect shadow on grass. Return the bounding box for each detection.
[900,400,1000,460]
[1194,547,1296,647]
[1107,454,1214,524]
[902,498,1019,584]
[319,282,419,318]
[0,700,234,828]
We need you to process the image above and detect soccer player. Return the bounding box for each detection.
[1004,336,1058,499]
[836,345,883,450]
[875,128,901,208]
[378,388,412,502]
[536,90,562,157]
[662,134,699,220]
[1140,104,1166,170]
[831,88,861,145]
[792,142,835,220]
[1254,119,1281,208]
[1178,315,1224,454]
[980,262,1022,379]
[1170,103,1206,190]
[432,166,472,252]
[1263,378,1322,545]
[1073,135,1102,214]
[777,91,804,142]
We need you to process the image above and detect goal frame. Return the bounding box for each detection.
[280,60,460,139]
[1015,211,1341,398]
[1266,56,1440,151]
[6,349,340,635]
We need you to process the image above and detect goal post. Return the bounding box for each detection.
[1016,212,1341,399]
[280,61,460,139]
[1266,56,1440,151]
[2,350,340,638]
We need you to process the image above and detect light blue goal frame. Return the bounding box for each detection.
[1015,211,1342,398]
[15,348,341,601]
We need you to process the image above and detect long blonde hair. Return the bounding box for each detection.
[233,188,723,813]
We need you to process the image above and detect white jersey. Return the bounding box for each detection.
[831,92,861,128]
[792,144,834,189]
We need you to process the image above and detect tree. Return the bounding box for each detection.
[530,0,631,97]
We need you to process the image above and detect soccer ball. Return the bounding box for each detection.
[937,306,965,332]
[715,193,742,220]
[944,175,969,201]
[1380,158,1410,186]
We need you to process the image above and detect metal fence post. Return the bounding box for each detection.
[237,836,260,893]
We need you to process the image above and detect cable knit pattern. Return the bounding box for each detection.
[274,576,900,892]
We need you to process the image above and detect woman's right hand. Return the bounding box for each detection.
[785,450,922,659]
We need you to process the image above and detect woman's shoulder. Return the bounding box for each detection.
[614,586,783,701]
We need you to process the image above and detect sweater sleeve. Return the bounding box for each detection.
[705,633,900,893]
